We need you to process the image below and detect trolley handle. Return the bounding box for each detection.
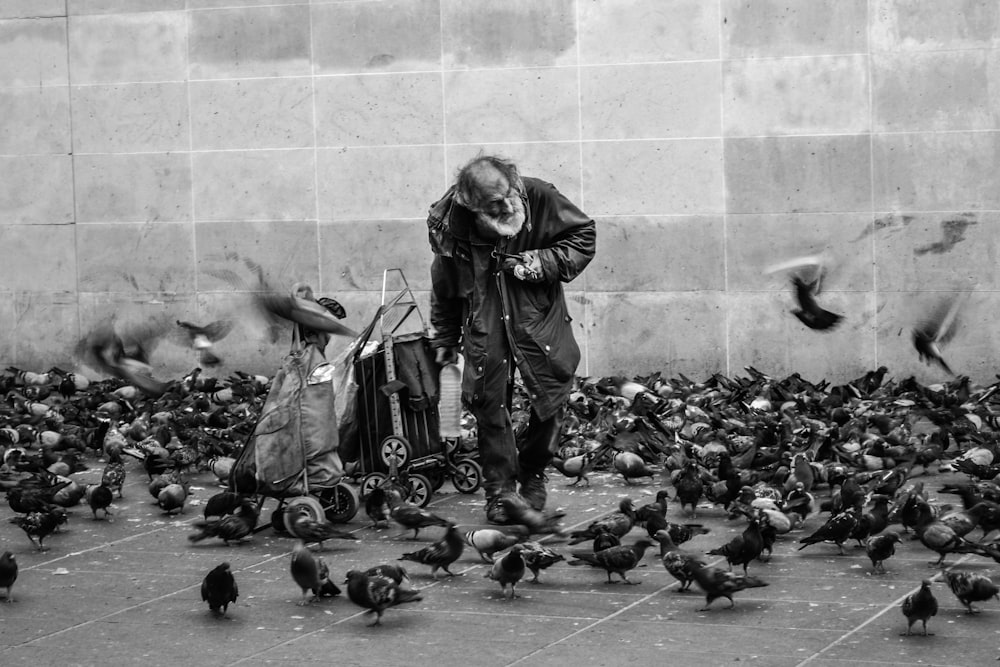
[350,288,409,364]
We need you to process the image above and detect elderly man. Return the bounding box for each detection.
[425,155,596,524]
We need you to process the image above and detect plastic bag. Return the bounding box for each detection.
[330,335,377,464]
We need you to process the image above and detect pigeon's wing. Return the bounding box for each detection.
[916,293,968,345]
[763,254,825,278]
[76,319,121,375]
[367,575,397,608]
[116,315,175,358]
[203,265,287,343]
[316,297,346,320]
[792,276,818,312]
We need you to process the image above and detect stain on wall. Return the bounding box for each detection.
[852,213,913,242]
[913,215,977,255]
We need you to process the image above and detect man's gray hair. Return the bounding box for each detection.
[454,154,524,211]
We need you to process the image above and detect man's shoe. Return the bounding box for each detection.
[485,495,511,525]
[518,470,548,511]
[486,492,531,525]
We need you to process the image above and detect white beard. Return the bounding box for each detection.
[475,196,526,239]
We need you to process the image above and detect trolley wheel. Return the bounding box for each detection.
[380,435,412,468]
[424,467,446,491]
[451,458,483,494]
[283,496,325,534]
[406,474,433,507]
[360,472,389,498]
[317,482,360,524]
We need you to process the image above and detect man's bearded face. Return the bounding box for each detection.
[475,190,525,239]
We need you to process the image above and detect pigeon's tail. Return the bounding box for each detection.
[317,579,341,597]
[567,553,600,567]
[738,575,769,590]
[188,525,216,543]
[395,588,423,605]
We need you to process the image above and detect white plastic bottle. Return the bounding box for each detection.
[438,360,463,438]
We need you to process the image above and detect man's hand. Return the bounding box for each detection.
[500,250,544,282]
[435,346,459,366]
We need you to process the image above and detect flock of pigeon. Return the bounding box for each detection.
[1,258,999,636]
[3,346,1000,635]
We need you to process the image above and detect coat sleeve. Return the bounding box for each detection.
[530,182,596,284]
[429,253,463,349]
[426,187,464,349]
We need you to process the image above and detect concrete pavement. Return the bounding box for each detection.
[1,463,996,667]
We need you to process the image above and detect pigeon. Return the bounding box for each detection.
[857,494,893,542]
[912,294,966,376]
[288,508,358,550]
[207,259,359,342]
[10,509,66,551]
[707,516,764,575]
[654,529,706,592]
[519,541,565,583]
[865,532,902,574]
[364,563,415,590]
[784,455,815,495]
[398,523,464,579]
[654,522,711,551]
[388,493,452,540]
[77,318,173,397]
[567,538,655,585]
[791,275,842,331]
[316,296,346,320]
[944,570,999,614]
[634,489,670,529]
[201,562,238,617]
[797,508,858,555]
[202,491,245,520]
[464,528,522,563]
[175,319,234,367]
[363,486,390,529]
[592,525,622,552]
[314,557,341,599]
[345,569,423,626]
[208,457,236,486]
[901,580,937,636]
[486,544,526,599]
[567,498,636,545]
[7,480,71,514]
[913,502,992,567]
[188,498,258,545]
[494,493,566,536]
[289,541,339,605]
[101,453,126,498]
[690,562,769,611]
[87,482,114,520]
[0,552,16,602]
[673,460,704,518]
[247,263,358,338]
[756,507,799,539]
[157,483,187,515]
[550,450,597,486]
[612,451,656,484]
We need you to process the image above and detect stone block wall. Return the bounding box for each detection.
[1,0,998,386]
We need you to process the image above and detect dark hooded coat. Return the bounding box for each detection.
[427,177,595,421]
